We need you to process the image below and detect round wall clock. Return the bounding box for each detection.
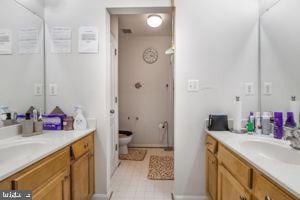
[143,47,158,64]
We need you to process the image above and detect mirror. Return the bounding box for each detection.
[0,0,44,127]
[260,0,300,116]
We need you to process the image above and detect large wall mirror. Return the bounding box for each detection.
[0,0,44,128]
[260,0,300,118]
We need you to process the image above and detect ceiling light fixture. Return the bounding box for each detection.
[147,15,163,28]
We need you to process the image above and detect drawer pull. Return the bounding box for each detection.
[239,196,247,200]
[265,196,272,200]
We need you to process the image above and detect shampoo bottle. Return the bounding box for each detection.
[73,106,87,130]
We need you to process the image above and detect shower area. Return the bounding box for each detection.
[118,14,174,149]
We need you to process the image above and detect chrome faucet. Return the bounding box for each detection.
[284,127,300,150]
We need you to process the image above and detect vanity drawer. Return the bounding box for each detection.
[12,148,69,191]
[218,144,252,189]
[206,135,218,154]
[253,171,294,200]
[71,134,92,160]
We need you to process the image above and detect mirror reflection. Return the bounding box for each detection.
[0,0,44,128]
[260,0,300,137]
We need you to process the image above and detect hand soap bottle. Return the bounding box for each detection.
[21,113,34,137]
[73,106,87,130]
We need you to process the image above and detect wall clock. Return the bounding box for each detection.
[143,47,158,64]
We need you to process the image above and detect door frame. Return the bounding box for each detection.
[109,33,119,178]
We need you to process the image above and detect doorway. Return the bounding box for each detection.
[108,7,175,200]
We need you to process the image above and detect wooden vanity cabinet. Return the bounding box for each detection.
[206,135,218,200]
[0,132,95,200]
[206,134,298,200]
[7,148,70,200]
[218,165,251,200]
[71,134,95,200]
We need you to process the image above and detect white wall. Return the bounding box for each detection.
[119,35,173,147]
[174,0,259,198]
[44,0,171,197]
[260,0,300,113]
[0,0,44,114]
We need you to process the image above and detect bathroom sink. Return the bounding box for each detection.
[240,140,300,165]
[0,141,49,166]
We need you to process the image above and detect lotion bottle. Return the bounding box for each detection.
[73,106,87,130]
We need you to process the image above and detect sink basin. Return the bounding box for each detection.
[0,141,49,166]
[240,140,300,165]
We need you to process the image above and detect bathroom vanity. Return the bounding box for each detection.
[0,130,95,200]
[206,130,300,200]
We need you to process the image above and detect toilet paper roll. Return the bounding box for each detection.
[233,98,242,131]
[290,100,300,127]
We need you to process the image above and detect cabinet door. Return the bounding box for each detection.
[218,165,251,200]
[34,170,70,200]
[71,152,90,200]
[207,150,217,200]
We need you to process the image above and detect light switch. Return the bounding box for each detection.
[49,84,58,96]
[264,82,272,95]
[34,84,43,96]
[187,80,199,92]
[244,82,254,96]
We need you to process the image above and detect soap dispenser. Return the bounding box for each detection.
[73,106,87,130]
[21,113,34,137]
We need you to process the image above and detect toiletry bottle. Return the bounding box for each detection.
[247,112,255,133]
[274,112,283,139]
[262,112,272,135]
[21,113,34,137]
[285,112,296,128]
[255,112,262,134]
[73,106,88,130]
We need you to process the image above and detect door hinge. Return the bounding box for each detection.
[114,48,118,56]
[115,97,118,103]
[115,144,118,151]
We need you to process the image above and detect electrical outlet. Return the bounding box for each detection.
[49,84,58,96]
[245,82,254,96]
[264,82,272,95]
[34,84,43,96]
[187,80,199,92]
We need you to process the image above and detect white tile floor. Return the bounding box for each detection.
[110,148,174,200]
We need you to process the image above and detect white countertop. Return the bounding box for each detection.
[0,129,95,182]
[207,130,300,199]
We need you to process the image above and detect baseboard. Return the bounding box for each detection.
[129,144,172,148]
[92,194,108,200]
[174,195,208,200]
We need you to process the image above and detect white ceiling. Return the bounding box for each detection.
[118,13,172,37]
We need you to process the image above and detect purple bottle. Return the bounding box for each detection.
[274,112,283,139]
[285,112,296,128]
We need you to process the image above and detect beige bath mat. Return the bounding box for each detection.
[148,155,174,180]
[119,149,147,161]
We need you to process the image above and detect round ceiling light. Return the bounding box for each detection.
[147,15,163,28]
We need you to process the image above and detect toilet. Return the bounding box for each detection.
[119,130,133,154]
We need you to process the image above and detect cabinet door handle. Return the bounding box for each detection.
[239,196,247,200]
[265,196,272,200]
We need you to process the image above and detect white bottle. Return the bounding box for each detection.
[255,112,262,134]
[73,105,88,130]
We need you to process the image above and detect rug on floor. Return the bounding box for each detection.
[148,155,174,180]
[119,148,147,161]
